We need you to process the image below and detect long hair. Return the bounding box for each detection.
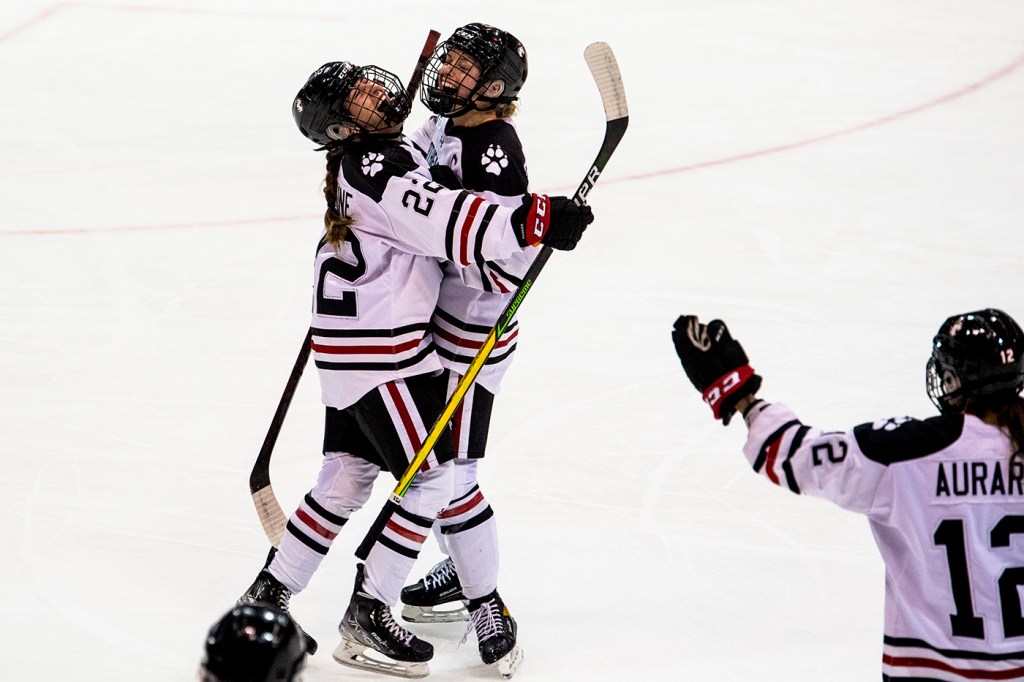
[322,146,353,249]
[972,395,1024,477]
[494,101,517,118]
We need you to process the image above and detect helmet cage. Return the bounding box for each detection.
[420,23,527,117]
[293,63,410,150]
[926,309,1024,414]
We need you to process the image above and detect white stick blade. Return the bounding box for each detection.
[253,485,287,546]
[584,42,629,121]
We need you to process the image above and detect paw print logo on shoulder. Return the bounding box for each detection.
[481,144,508,176]
[361,152,384,177]
[873,416,912,432]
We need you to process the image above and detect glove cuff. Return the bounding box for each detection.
[521,193,550,246]
[701,365,756,419]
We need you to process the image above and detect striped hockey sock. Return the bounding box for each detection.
[363,506,435,605]
[269,492,349,593]
[440,485,499,600]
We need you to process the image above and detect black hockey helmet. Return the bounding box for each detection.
[199,604,307,682]
[420,23,528,116]
[292,62,411,149]
[927,308,1024,414]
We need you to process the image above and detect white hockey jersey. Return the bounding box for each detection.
[408,116,539,394]
[743,402,1024,680]
[311,136,529,410]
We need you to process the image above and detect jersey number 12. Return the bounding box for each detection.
[934,516,1024,639]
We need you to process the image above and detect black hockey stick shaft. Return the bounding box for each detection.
[249,328,312,546]
[250,30,442,547]
[355,42,629,560]
[406,30,440,103]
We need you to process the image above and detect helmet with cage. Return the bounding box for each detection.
[293,62,411,149]
[926,308,1024,414]
[420,23,528,117]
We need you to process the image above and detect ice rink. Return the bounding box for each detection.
[2,1,1023,679]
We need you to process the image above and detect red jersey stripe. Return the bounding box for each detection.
[311,338,421,355]
[433,326,518,350]
[459,196,485,266]
[883,654,1024,680]
[385,382,423,454]
[763,438,782,486]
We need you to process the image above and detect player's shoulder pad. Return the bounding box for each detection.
[852,413,965,465]
[452,119,528,196]
[341,140,421,203]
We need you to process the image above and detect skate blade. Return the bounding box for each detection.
[401,602,469,623]
[332,638,430,679]
[494,645,523,679]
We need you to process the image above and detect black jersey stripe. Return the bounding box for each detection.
[884,636,1024,661]
[752,420,801,473]
[487,261,524,287]
[444,191,469,263]
[311,323,430,338]
[476,261,494,293]
[433,306,518,335]
[314,343,434,371]
[782,425,811,494]
[435,345,516,366]
[472,203,498,265]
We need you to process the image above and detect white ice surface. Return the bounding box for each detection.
[2,1,1023,680]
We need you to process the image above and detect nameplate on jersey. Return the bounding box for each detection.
[932,458,1024,501]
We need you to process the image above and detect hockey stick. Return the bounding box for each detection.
[356,42,629,560]
[250,29,442,547]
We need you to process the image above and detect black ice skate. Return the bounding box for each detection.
[467,591,523,679]
[334,564,434,679]
[400,557,469,623]
[239,569,319,655]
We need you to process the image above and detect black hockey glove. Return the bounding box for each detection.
[512,194,594,251]
[672,315,762,426]
[428,164,462,190]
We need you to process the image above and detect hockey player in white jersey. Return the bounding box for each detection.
[400,23,533,677]
[238,61,593,679]
[672,309,1024,681]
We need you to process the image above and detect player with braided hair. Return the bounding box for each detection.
[400,23,534,677]
[236,59,592,679]
[672,309,1024,680]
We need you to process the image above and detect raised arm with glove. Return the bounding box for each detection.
[671,315,762,425]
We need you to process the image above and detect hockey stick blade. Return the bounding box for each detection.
[575,42,629,207]
[355,43,629,560]
[249,328,311,546]
[250,30,442,547]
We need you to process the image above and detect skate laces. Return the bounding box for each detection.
[464,599,504,644]
[424,558,457,590]
[242,573,291,612]
[377,605,414,646]
[259,574,292,611]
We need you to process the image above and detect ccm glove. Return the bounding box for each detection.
[672,315,762,426]
[512,194,594,251]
